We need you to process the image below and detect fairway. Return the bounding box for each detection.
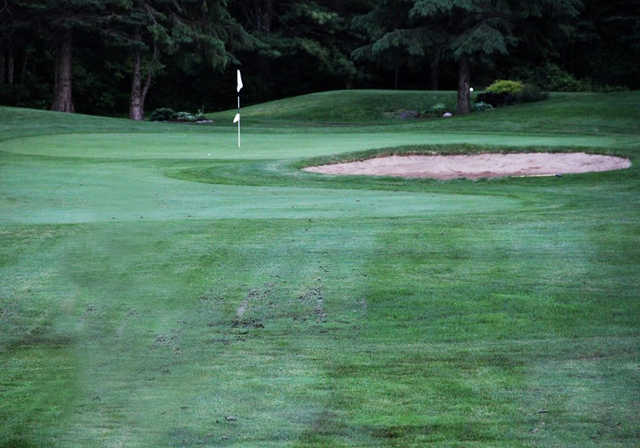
[1,91,639,447]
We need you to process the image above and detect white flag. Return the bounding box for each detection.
[236,69,243,93]
[233,113,240,123]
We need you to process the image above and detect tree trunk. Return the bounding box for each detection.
[394,65,399,89]
[0,50,5,84]
[429,54,440,90]
[456,57,471,115]
[129,38,155,121]
[20,51,29,85]
[51,29,74,112]
[7,44,14,86]
[262,0,273,33]
[254,0,273,33]
[129,49,145,120]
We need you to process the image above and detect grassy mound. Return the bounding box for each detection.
[209,89,458,122]
[208,89,640,137]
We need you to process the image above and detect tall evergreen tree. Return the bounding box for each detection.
[352,0,445,90]
[108,0,250,120]
[231,0,367,99]
[570,0,640,88]
[355,0,582,114]
[5,0,121,112]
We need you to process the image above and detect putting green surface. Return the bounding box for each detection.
[1,92,639,447]
[2,132,632,159]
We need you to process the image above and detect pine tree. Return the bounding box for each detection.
[5,0,122,112]
[355,0,583,114]
[231,0,365,99]
[352,0,445,90]
[108,0,250,120]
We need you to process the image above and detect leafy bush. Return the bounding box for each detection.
[150,108,207,122]
[541,65,589,92]
[419,103,449,118]
[476,92,516,107]
[431,103,446,114]
[511,64,591,92]
[472,101,494,112]
[485,80,524,95]
[150,107,177,121]
[175,111,197,122]
[518,84,548,102]
[478,79,547,107]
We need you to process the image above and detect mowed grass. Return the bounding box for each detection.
[1,91,639,447]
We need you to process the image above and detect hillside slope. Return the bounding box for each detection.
[210,89,640,136]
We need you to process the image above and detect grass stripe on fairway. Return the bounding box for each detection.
[1,91,639,447]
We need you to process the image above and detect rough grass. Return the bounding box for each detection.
[1,91,639,447]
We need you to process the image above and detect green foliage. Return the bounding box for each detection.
[518,83,548,102]
[174,111,207,122]
[540,64,590,92]
[472,101,493,112]
[479,80,547,107]
[511,64,590,92]
[430,102,447,114]
[1,0,638,118]
[485,80,525,95]
[149,107,176,121]
[149,108,207,122]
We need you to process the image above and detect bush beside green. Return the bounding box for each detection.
[477,79,548,108]
[508,64,628,93]
[485,80,525,95]
[534,64,589,92]
[430,103,447,114]
[150,108,207,122]
[472,101,494,112]
[150,107,177,121]
[518,84,548,102]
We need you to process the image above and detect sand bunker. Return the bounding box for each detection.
[303,152,631,180]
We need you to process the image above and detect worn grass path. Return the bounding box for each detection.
[1,91,639,447]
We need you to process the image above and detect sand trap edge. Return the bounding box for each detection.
[302,152,632,180]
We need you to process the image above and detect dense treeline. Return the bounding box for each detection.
[1,0,638,117]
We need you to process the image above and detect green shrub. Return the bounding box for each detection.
[472,101,494,112]
[542,65,589,92]
[150,107,177,121]
[485,80,524,95]
[175,111,197,122]
[421,103,449,117]
[430,103,447,114]
[517,84,548,103]
[478,79,547,107]
[512,64,590,92]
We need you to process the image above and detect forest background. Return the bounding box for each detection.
[1,0,638,118]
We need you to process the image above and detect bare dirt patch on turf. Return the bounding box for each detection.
[303,152,631,180]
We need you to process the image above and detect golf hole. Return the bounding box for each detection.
[303,152,631,180]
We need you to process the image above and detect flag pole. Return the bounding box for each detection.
[235,69,243,148]
[237,93,241,148]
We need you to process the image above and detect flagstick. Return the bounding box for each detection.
[235,69,243,148]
